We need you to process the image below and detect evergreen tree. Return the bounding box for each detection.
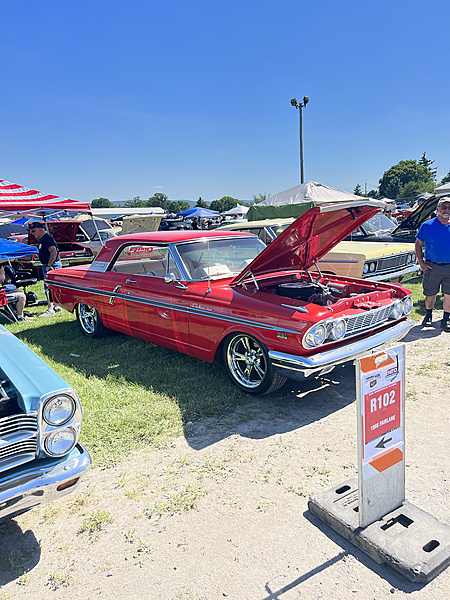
[418,152,437,181]
[439,171,450,186]
[353,184,363,196]
[196,197,208,208]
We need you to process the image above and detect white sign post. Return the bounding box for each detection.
[356,344,405,528]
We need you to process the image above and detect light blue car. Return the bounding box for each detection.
[0,325,90,520]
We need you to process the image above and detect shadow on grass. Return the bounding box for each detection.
[13,318,358,450]
[0,519,40,586]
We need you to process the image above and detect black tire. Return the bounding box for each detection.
[223,333,287,395]
[76,303,109,338]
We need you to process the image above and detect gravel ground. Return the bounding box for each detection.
[0,319,449,600]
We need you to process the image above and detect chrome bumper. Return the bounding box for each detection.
[269,319,414,381]
[0,444,91,521]
[368,264,420,282]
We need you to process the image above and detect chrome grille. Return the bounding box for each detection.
[0,414,38,472]
[345,304,393,336]
[376,254,409,273]
[0,439,37,461]
[0,414,37,437]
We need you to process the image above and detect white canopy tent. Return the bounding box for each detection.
[221,205,249,217]
[247,181,366,221]
[434,183,450,196]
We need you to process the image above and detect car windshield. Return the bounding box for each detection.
[360,213,396,236]
[176,236,266,279]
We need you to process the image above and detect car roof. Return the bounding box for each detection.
[107,229,253,245]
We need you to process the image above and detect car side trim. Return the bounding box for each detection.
[49,281,304,335]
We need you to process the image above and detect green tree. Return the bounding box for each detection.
[386,176,402,199]
[196,197,208,208]
[210,196,242,212]
[379,160,434,198]
[146,193,169,210]
[166,200,190,213]
[397,180,436,198]
[366,189,379,198]
[124,195,146,207]
[353,184,363,196]
[418,152,437,181]
[91,197,115,208]
[439,171,450,185]
[252,193,269,204]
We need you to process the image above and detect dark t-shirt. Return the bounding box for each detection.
[37,233,60,266]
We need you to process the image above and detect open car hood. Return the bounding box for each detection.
[392,196,438,234]
[232,200,384,284]
[27,220,81,244]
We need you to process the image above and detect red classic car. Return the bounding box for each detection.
[12,221,94,272]
[46,201,414,395]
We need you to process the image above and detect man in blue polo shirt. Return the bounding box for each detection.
[415,197,450,330]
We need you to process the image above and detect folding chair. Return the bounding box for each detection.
[0,288,19,323]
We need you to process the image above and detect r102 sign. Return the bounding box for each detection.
[356,344,406,527]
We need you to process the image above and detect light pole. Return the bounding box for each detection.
[290,96,309,184]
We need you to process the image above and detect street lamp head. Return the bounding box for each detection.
[290,98,299,108]
[303,96,309,106]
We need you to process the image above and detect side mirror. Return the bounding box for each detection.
[164,273,177,284]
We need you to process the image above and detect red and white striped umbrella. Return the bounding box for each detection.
[0,179,90,212]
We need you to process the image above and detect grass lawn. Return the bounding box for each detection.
[2,274,433,467]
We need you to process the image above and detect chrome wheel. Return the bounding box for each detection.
[77,304,108,338]
[223,333,286,395]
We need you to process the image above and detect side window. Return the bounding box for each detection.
[110,244,169,277]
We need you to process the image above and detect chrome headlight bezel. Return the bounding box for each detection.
[304,323,327,348]
[330,318,347,341]
[43,394,76,426]
[369,262,376,273]
[363,263,370,274]
[390,299,404,320]
[402,295,413,315]
[44,428,77,457]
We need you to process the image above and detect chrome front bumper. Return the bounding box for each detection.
[368,264,420,282]
[269,319,414,381]
[0,444,91,521]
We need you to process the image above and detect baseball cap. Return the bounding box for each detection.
[28,221,46,229]
[437,197,450,206]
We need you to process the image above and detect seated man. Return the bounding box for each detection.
[0,263,31,322]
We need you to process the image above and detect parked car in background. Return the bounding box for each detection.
[47,201,413,395]
[346,195,439,243]
[121,214,162,235]
[158,219,191,231]
[217,218,419,282]
[0,222,27,239]
[12,220,95,272]
[0,326,90,520]
[81,228,122,257]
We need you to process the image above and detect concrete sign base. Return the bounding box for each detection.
[308,478,450,583]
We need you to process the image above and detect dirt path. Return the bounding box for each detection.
[0,322,449,600]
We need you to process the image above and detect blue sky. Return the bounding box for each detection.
[1,1,449,204]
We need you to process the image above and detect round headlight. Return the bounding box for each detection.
[369,262,376,273]
[44,428,77,456]
[43,395,76,426]
[390,299,403,320]
[305,324,327,348]
[330,319,347,341]
[363,263,369,274]
[411,252,416,263]
[403,296,413,315]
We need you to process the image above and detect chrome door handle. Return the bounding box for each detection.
[125,278,137,284]
[109,284,122,305]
